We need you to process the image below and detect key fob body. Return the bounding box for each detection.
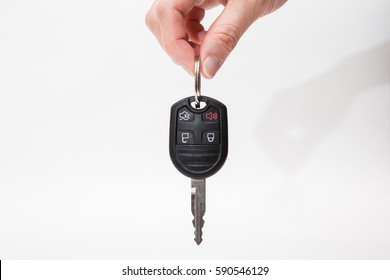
[169,96,228,179]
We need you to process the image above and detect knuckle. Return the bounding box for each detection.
[145,1,164,27]
[265,0,277,14]
[145,10,153,28]
[212,24,240,53]
[257,0,281,17]
[154,1,166,19]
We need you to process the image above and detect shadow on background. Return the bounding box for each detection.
[256,41,390,175]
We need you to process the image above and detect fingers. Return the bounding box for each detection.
[146,0,199,75]
[185,7,206,45]
[200,0,288,78]
[200,1,255,78]
[146,0,288,78]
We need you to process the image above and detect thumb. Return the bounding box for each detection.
[200,2,257,79]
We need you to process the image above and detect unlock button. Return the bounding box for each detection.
[177,131,195,144]
[202,131,219,144]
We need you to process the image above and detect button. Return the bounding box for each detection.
[177,131,195,145]
[178,107,194,122]
[202,108,219,122]
[202,131,219,144]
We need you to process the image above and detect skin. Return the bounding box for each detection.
[145,0,288,78]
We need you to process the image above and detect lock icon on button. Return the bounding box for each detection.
[207,133,215,143]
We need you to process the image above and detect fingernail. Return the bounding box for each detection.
[203,56,222,79]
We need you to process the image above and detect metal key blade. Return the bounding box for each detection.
[191,179,206,245]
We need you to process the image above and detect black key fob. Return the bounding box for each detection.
[169,95,228,179]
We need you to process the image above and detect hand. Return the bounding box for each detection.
[145,0,287,78]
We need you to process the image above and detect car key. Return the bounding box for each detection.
[169,57,228,245]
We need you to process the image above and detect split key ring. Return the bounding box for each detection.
[194,56,201,108]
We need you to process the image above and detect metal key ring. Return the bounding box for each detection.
[194,56,201,108]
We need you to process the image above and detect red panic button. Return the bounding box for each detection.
[203,110,218,122]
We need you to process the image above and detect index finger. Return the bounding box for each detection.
[152,0,198,74]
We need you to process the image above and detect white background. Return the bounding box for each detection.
[3,260,390,280]
[0,0,389,259]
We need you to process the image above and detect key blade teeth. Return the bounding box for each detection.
[191,178,206,245]
[192,218,204,227]
[194,222,204,245]
[194,235,203,245]
[193,217,205,245]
